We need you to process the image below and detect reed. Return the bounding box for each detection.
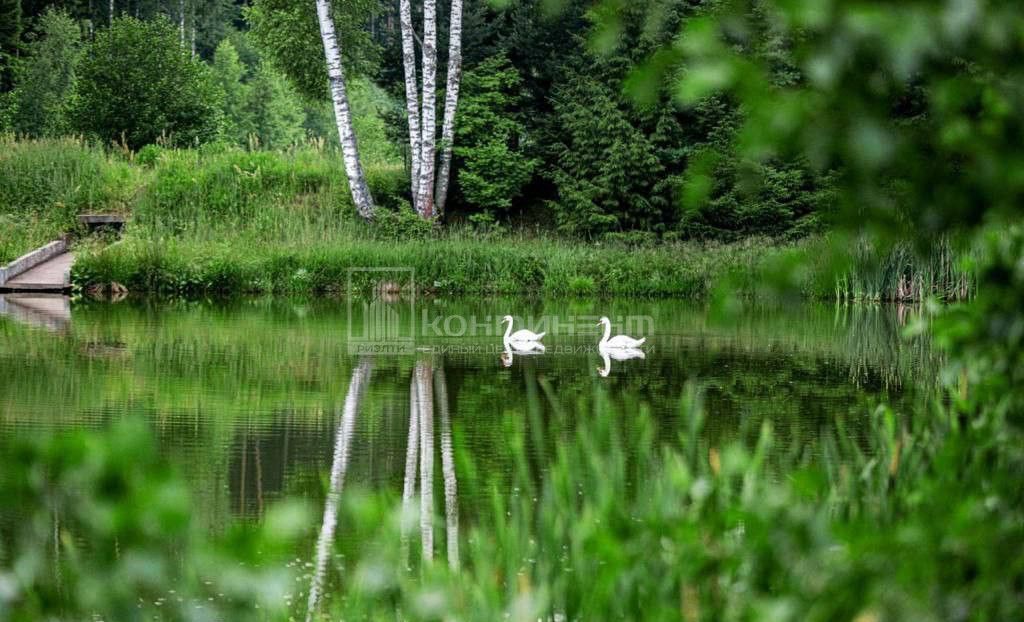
[834,237,975,302]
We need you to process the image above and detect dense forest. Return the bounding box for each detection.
[0,0,833,239]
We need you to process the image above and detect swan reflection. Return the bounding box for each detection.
[597,347,646,377]
[501,341,546,367]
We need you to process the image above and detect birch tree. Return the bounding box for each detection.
[399,0,463,219]
[314,0,375,218]
[399,0,422,212]
[434,0,463,216]
[416,0,439,218]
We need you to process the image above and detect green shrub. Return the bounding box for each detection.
[134,144,164,168]
[0,421,309,621]
[72,17,223,149]
[370,205,435,241]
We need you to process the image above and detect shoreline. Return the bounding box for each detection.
[70,234,972,302]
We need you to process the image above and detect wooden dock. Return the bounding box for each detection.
[0,240,75,293]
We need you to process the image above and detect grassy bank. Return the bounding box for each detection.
[1,137,974,299]
[74,233,798,297]
[74,227,974,300]
[0,135,141,264]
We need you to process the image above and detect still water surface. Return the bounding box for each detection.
[0,295,934,531]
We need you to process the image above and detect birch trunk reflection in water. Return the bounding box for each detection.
[305,359,372,622]
[402,361,459,570]
[401,367,421,568]
[435,366,459,570]
[415,361,434,563]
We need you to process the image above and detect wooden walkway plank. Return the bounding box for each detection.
[1,252,75,292]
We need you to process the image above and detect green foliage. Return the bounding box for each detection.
[8,9,82,138]
[212,38,250,145]
[192,0,243,59]
[314,380,1023,620]
[370,203,435,241]
[654,0,1023,241]
[135,144,165,168]
[935,226,1024,428]
[0,0,20,91]
[0,421,310,620]
[453,54,536,214]
[346,77,403,167]
[548,69,666,235]
[245,63,307,149]
[72,17,223,149]
[213,36,308,149]
[245,0,379,102]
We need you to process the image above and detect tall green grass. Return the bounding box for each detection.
[0,134,142,263]
[73,232,790,297]
[130,144,404,237]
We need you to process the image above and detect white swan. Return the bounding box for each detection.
[597,316,646,349]
[597,348,646,377]
[502,315,545,343]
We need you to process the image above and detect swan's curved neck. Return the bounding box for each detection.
[503,319,513,342]
[600,320,611,346]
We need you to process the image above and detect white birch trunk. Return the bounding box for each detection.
[434,0,464,217]
[435,367,459,570]
[399,0,422,212]
[315,0,376,218]
[415,362,434,562]
[178,0,185,45]
[416,0,438,218]
[400,370,420,569]
[109,0,114,25]
[305,360,372,622]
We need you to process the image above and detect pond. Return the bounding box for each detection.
[0,294,937,608]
